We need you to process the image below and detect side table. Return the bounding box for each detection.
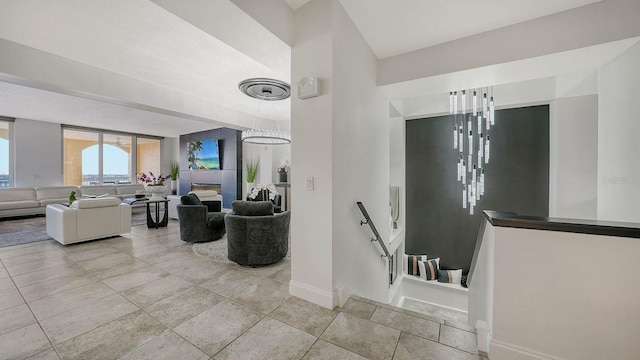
[146,199,169,229]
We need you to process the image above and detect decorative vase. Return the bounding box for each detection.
[278,171,287,183]
[246,182,255,198]
[170,180,178,195]
[145,185,167,201]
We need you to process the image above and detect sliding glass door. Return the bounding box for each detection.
[63,128,162,186]
[103,134,132,184]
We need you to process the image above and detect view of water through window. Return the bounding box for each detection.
[63,128,160,186]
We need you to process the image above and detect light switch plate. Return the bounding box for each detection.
[305,177,314,190]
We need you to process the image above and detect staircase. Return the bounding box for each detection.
[340,295,487,359]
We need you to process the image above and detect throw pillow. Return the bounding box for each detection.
[403,254,427,276]
[438,269,463,284]
[232,200,274,216]
[180,193,202,206]
[418,258,440,281]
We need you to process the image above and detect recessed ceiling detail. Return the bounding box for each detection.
[338,0,602,59]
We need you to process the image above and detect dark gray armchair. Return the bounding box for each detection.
[177,193,226,243]
[224,201,290,266]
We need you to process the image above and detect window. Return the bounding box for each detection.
[137,137,161,179]
[0,119,13,187]
[103,134,132,184]
[63,127,162,186]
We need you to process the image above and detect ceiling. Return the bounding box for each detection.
[0,0,615,137]
[337,0,602,59]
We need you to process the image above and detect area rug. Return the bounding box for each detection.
[192,234,291,262]
[192,236,230,261]
[0,211,148,248]
[0,216,51,248]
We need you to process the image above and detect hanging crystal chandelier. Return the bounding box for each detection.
[450,87,495,215]
[239,78,291,145]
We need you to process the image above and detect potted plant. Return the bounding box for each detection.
[169,161,179,195]
[278,159,290,183]
[245,158,259,194]
[138,171,171,200]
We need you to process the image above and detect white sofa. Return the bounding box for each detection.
[0,186,79,218]
[78,184,147,200]
[46,197,131,245]
[0,184,148,218]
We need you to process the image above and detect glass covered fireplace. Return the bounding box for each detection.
[191,183,221,193]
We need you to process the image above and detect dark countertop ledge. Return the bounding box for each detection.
[483,210,640,239]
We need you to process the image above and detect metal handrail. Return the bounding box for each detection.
[356,201,391,258]
[357,201,394,286]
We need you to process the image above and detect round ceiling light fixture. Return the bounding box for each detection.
[239,78,291,145]
[239,78,291,101]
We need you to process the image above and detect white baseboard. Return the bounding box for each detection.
[490,340,556,360]
[333,286,352,308]
[474,320,491,356]
[289,280,334,309]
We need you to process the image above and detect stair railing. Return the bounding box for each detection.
[356,201,394,286]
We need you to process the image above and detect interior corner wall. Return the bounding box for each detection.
[597,41,640,223]
[550,95,598,219]
[14,118,63,187]
[290,0,335,308]
[331,0,391,304]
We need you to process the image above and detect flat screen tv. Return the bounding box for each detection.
[188,139,220,170]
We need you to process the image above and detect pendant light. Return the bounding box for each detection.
[239,78,291,145]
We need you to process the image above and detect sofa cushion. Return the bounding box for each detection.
[71,197,121,209]
[437,269,463,284]
[0,200,41,210]
[0,187,37,202]
[79,185,117,197]
[35,186,79,201]
[404,254,428,276]
[180,193,202,206]
[40,198,71,206]
[418,258,440,281]
[116,184,145,196]
[232,201,274,216]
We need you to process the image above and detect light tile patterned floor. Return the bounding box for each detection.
[0,219,486,359]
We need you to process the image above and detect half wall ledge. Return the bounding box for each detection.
[483,210,640,239]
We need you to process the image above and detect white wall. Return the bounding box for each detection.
[490,227,640,360]
[549,94,598,219]
[331,0,391,304]
[14,118,62,187]
[290,0,335,308]
[597,41,640,222]
[290,0,392,308]
[240,143,291,199]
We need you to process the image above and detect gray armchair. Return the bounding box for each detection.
[224,201,290,266]
[177,193,226,243]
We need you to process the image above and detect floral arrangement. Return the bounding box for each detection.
[249,183,277,201]
[278,159,290,174]
[138,171,171,186]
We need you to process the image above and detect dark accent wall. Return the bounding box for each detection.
[406,105,549,273]
[179,128,242,209]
